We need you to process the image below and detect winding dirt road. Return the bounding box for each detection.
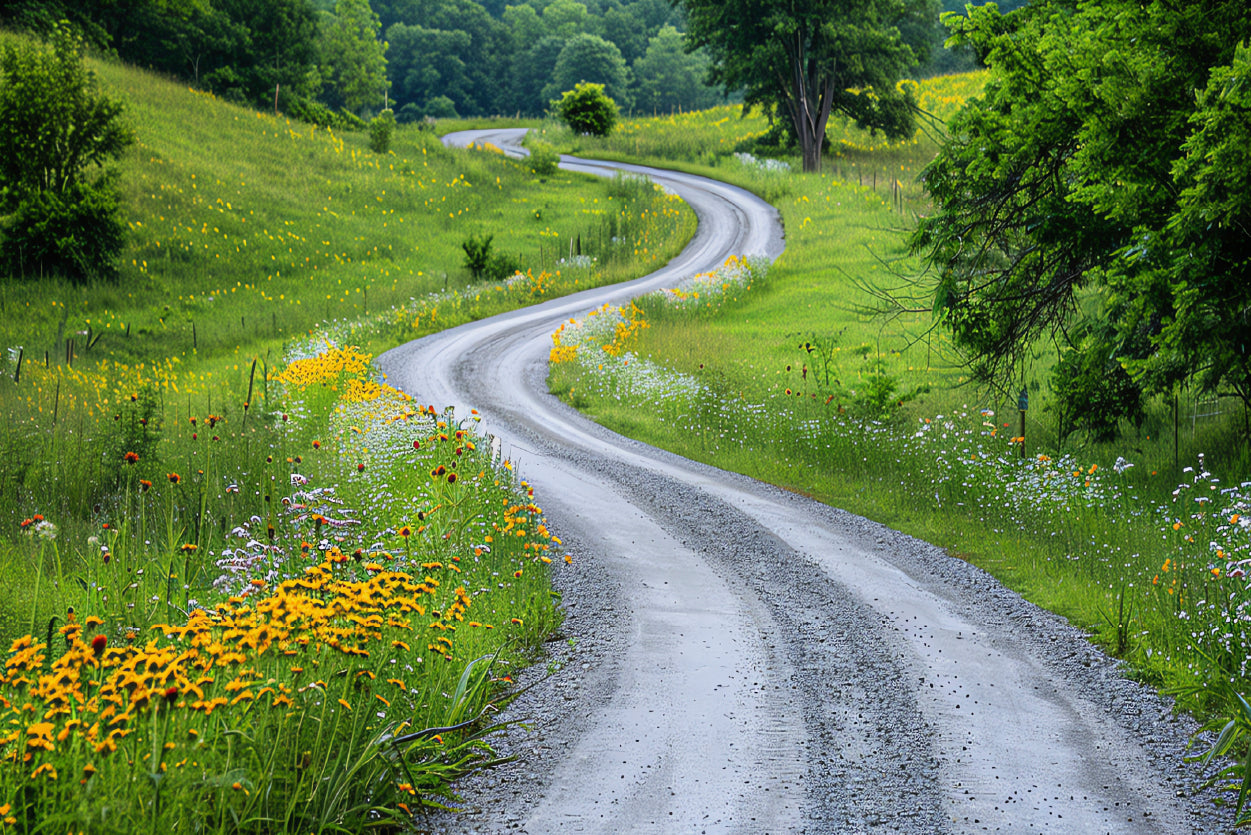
[378,130,1229,833]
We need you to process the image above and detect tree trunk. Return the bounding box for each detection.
[798,125,822,173]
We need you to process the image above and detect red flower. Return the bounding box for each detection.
[447,472,457,484]
[357,463,365,472]
[91,635,107,655]
[412,440,421,450]
[167,473,181,484]
[312,440,321,449]
[123,451,139,465]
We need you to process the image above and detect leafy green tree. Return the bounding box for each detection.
[0,28,134,281]
[599,5,646,65]
[388,23,474,115]
[678,0,933,172]
[212,0,322,103]
[502,3,545,48]
[633,25,718,114]
[378,0,514,115]
[911,0,1251,434]
[1119,41,1251,413]
[544,33,631,111]
[553,80,618,135]
[509,35,566,116]
[320,0,388,114]
[542,0,590,37]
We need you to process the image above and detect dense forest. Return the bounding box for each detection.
[0,0,1012,124]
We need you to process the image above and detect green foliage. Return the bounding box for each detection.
[912,0,1251,437]
[0,27,133,282]
[678,0,933,171]
[12,0,733,122]
[633,25,720,115]
[423,94,459,119]
[1,175,128,280]
[368,107,396,153]
[320,0,389,115]
[527,141,561,177]
[461,233,523,281]
[543,33,632,111]
[386,22,472,118]
[462,233,493,279]
[1049,321,1144,443]
[282,94,366,130]
[553,82,619,137]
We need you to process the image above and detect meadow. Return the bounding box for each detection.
[0,38,693,831]
[544,71,1251,751]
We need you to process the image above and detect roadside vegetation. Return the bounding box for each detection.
[0,35,692,831]
[544,66,1251,807]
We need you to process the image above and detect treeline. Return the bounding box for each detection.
[0,0,717,121]
[1,0,992,126]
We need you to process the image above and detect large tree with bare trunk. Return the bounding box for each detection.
[677,0,933,172]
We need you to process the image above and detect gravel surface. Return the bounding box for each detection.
[382,131,1236,834]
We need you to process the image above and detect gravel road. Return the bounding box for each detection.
[377,130,1234,834]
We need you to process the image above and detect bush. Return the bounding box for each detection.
[368,108,396,153]
[0,27,132,282]
[424,95,459,119]
[283,95,366,131]
[462,233,493,279]
[1,176,126,280]
[552,82,618,137]
[396,103,423,123]
[484,249,522,282]
[462,233,523,281]
[527,141,560,176]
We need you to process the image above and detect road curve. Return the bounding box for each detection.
[378,130,1229,833]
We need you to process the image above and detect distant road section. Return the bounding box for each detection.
[377,129,1230,833]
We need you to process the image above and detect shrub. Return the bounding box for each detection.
[462,233,523,281]
[484,249,523,282]
[0,26,132,282]
[424,95,459,119]
[527,141,561,176]
[462,233,493,279]
[369,108,396,153]
[283,95,364,131]
[1,176,127,280]
[552,82,618,137]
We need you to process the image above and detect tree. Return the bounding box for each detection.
[678,0,933,172]
[387,23,473,115]
[0,28,134,281]
[509,35,566,116]
[320,0,388,114]
[553,81,618,135]
[502,3,545,48]
[633,25,718,114]
[543,33,631,111]
[911,0,1251,435]
[599,5,646,65]
[542,0,590,37]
